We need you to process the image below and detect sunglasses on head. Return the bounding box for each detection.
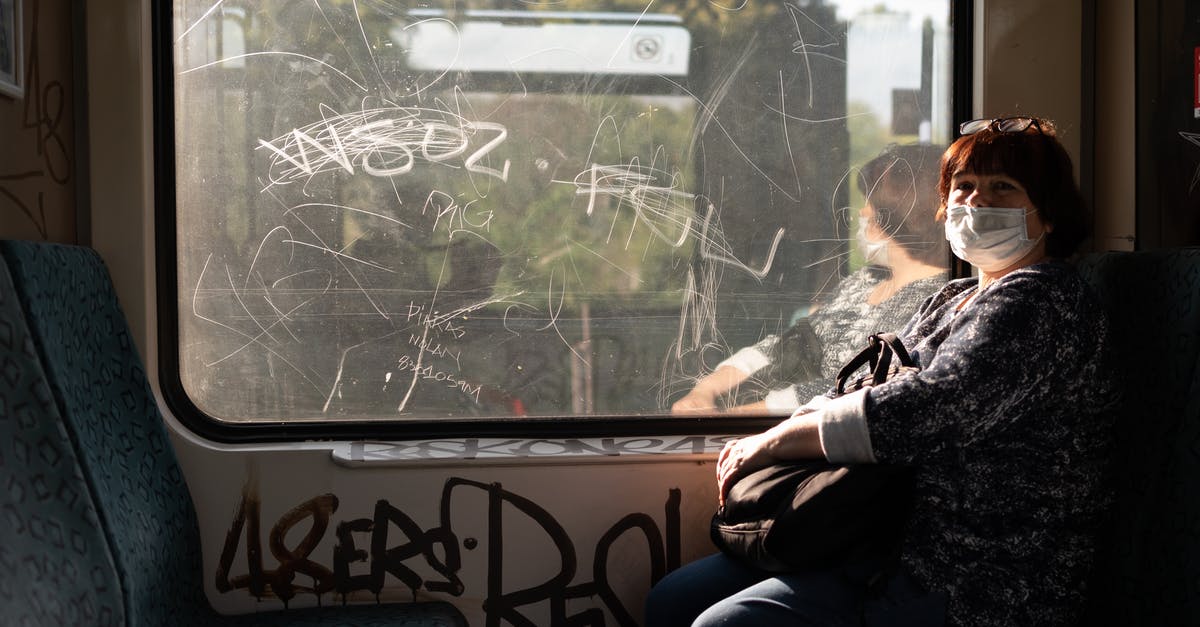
[958,117,1045,136]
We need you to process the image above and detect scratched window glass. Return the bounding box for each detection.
[172,1,954,421]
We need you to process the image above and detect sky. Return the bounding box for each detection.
[833,0,948,25]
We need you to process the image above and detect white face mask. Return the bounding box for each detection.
[943,205,1042,272]
[857,218,890,267]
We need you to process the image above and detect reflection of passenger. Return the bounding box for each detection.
[673,144,948,415]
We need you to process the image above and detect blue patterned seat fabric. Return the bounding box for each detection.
[0,255,124,627]
[1077,248,1200,625]
[0,241,464,627]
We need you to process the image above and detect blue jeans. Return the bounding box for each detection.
[644,553,947,627]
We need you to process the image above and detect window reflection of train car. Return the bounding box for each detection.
[2,1,1198,625]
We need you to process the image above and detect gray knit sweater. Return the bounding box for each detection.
[819,261,1116,626]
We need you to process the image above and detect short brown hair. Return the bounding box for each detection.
[937,118,1089,258]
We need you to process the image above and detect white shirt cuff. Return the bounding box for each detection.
[763,387,801,415]
[816,389,876,463]
[717,345,772,375]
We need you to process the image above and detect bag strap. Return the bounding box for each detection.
[834,333,915,395]
[874,332,914,369]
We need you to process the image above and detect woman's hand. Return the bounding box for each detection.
[672,389,720,414]
[671,366,750,415]
[716,432,779,507]
[716,408,826,507]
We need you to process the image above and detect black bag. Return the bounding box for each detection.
[710,333,918,572]
[833,332,921,396]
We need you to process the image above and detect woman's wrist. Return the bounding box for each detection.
[763,412,824,460]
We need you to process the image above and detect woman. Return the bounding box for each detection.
[647,117,1115,626]
[673,144,948,416]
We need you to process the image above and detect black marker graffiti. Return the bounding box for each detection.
[216,487,339,604]
[217,478,682,625]
[1,1,73,240]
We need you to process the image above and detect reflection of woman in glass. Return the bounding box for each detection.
[673,144,948,416]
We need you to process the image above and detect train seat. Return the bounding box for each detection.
[0,240,465,627]
[1077,247,1200,624]
[0,245,126,625]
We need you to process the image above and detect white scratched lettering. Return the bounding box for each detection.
[257,107,512,188]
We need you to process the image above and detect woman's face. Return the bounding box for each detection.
[858,202,887,241]
[947,170,1052,239]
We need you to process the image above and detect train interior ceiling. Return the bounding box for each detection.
[2,0,1200,626]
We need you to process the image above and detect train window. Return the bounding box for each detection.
[165,1,959,427]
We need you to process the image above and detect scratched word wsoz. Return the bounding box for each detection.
[257,107,512,186]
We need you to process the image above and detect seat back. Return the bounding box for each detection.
[0,252,125,626]
[1077,248,1200,624]
[1,241,213,626]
